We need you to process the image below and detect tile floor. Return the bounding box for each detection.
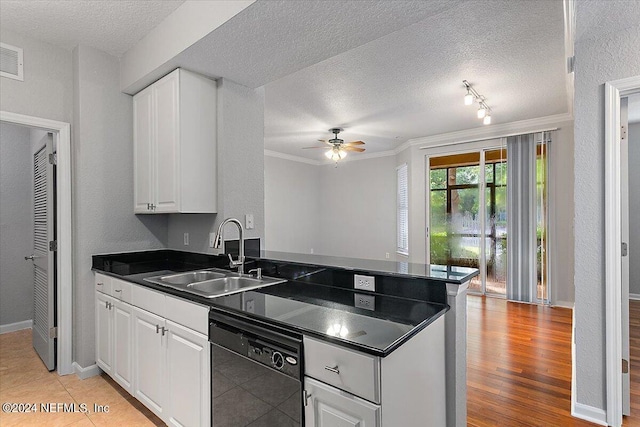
[0,328,165,426]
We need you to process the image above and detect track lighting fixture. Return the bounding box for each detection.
[463,80,492,125]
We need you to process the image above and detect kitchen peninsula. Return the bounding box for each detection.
[93,249,478,426]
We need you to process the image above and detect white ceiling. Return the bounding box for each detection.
[0,0,184,56]
[262,0,568,159]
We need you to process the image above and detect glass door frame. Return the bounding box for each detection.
[424,138,508,297]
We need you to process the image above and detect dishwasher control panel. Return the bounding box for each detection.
[248,338,300,380]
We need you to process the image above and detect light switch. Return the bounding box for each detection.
[245,214,254,230]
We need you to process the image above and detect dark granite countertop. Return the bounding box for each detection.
[92,249,458,356]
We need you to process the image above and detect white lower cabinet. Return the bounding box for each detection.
[95,273,210,427]
[165,320,209,427]
[305,377,380,427]
[95,288,133,394]
[133,307,166,417]
[303,315,446,426]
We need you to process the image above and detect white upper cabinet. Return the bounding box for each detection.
[133,68,217,214]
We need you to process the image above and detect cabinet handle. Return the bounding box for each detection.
[156,324,160,334]
[161,326,168,336]
[114,289,121,293]
[105,301,109,309]
[324,365,340,375]
[303,390,312,407]
[96,283,103,286]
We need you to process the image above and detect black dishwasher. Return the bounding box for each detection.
[209,311,303,427]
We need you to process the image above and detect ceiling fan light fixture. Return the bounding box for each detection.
[326,147,347,161]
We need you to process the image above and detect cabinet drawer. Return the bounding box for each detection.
[95,273,112,295]
[304,337,380,403]
[112,278,133,304]
[132,284,165,317]
[165,295,208,335]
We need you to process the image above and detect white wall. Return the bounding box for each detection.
[72,45,168,368]
[264,155,320,254]
[167,78,265,252]
[0,123,33,326]
[573,1,640,412]
[628,122,640,296]
[264,154,397,261]
[0,29,73,123]
[316,156,397,260]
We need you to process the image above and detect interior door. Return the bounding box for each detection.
[621,96,630,416]
[30,135,55,371]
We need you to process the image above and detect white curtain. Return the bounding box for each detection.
[506,133,537,302]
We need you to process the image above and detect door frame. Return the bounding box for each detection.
[0,110,73,376]
[604,75,640,427]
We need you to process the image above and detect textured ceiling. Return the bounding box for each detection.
[157,0,467,89]
[0,0,184,56]
[262,0,568,159]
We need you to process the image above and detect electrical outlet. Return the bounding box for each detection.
[245,214,254,230]
[209,232,215,248]
[354,274,375,292]
[385,252,390,259]
[245,299,255,313]
[354,293,375,311]
[183,233,189,246]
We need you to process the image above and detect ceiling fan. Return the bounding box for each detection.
[303,128,365,162]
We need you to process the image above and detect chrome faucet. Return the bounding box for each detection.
[213,218,245,275]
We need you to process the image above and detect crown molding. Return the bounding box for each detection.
[264,148,397,166]
[403,112,573,150]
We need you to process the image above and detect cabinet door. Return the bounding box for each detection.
[304,377,380,427]
[133,86,154,213]
[153,71,180,213]
[112,300,134,394]
[95,292,113,374]
[133,307,166,418]
[165,320,210,427]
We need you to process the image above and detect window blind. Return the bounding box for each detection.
[397,164,409,255]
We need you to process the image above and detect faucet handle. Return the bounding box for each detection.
[227,254,237,268]
[248,268,262,279]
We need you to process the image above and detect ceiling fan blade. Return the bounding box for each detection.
[342,146,365,152]
[344,140,365,146]
[302,146,329,149]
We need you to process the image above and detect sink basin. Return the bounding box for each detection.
[186,276,285,298]
[144,268,286,298]
[158,270,227,286]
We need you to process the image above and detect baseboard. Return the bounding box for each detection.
[571,402,608,426]
[629,293,640,301]
[552,300,575,309]
[0,319,32,334]
[72,362,102,380]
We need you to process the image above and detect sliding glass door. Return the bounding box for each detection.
[427,135,549,302]
[428,148,507,295]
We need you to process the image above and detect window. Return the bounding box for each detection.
[397,164,409,255]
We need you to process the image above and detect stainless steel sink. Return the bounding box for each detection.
[157,270,227,286]
[186,276,286,298]
[143,268,286,298]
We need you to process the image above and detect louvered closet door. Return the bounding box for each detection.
[32,138,55,371]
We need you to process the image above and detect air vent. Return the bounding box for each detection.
[1,42,24,81]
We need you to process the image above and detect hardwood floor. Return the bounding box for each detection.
[467,295,596,427]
